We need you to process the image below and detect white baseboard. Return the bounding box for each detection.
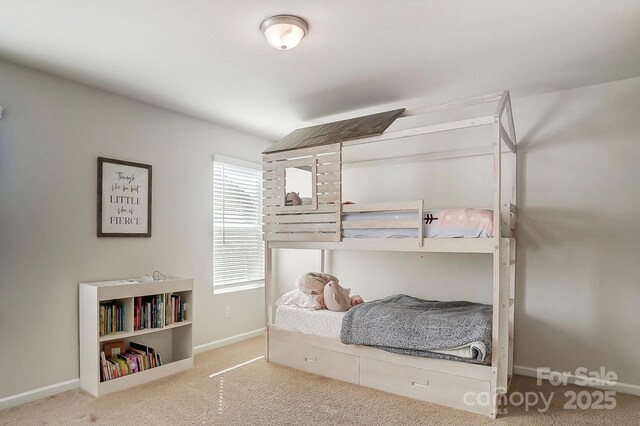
[1,328,265,411]
[193,328,264,355]
[0,378,79,411]
[6,350,633,412]
[514,365,640,396]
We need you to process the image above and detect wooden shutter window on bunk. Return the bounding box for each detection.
[263,143,342,242]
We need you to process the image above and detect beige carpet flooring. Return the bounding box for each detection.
[1,336,638,425]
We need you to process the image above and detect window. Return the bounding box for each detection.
[213,156,264,293]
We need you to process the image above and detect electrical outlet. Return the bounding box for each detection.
[224,306,231,319]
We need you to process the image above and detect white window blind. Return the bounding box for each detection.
[213,158,264,292]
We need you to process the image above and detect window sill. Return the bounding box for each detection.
[214,281,265,295]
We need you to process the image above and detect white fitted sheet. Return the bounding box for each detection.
[273,305,487,361]
[274,305,346,339]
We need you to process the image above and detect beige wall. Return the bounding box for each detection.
[0,59,270,398]
[275,77,640,387]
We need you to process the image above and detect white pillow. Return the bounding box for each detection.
[275,289,322,310]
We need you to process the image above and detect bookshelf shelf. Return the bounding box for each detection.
[98,358,193,396]
[80,277,194,397]
[98,330,132,343]
[98,320,193,342]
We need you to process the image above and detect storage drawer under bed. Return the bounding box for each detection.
[359,358,492,415]
[269,338,359,384]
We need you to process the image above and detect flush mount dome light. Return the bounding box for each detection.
[260,15,308,50]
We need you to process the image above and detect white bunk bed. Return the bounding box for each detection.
[262,91,517,418]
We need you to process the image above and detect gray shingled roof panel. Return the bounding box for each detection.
[263,108,405,154]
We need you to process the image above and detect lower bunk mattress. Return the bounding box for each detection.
[274,296,490,364]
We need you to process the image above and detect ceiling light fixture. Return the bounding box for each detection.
[260,15,308,50]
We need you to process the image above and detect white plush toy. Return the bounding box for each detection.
[295,272,363,311]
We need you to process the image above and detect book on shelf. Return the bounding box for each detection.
[100,341,163,382]
[99,301,125,336]
[133,293,186,331]
[100,351,108,382]
[103,341,125,357]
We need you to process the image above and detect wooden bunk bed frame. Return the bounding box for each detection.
[262,91,517,418]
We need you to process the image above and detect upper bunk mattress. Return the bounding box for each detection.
[342,208,493,239]
[273,304,488,363]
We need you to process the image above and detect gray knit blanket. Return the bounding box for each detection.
[340,294,492,364]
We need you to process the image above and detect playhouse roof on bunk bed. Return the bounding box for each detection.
[263,108,405,154]
[263,91,513,155]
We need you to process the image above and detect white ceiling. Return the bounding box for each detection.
[0,1,638,140]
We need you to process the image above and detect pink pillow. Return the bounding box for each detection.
[427,208,494,238]
[275,289,323,310]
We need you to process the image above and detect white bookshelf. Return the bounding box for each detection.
[79,277,193,397]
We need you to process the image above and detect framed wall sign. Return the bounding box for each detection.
[97,157,152,237]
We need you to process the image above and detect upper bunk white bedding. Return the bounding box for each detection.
[342,208,493,239]
[274,305,488,362]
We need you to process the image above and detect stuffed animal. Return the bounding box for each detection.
[351,294,364,306]
[295,272,338,309]
[285,192,302,206]
[295,272,364,311]
[324,281,364,312]
[323,281,352,312]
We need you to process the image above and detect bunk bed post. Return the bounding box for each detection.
[491,111,510,417]
[508,237,516,384]
[496,238,511,406]
[496,91,518,387]
[506,92,517,385]
[490,120,501,418]
[418,200,424,247]
[264,242,272,361]
[491,91,516,417]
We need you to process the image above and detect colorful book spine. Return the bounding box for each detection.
[99,301,125,336]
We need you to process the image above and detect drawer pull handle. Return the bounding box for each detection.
[411,381,429,388]
[304,356,317,363]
